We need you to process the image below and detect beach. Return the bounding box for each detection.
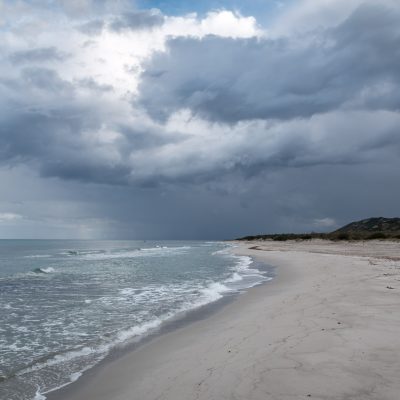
[49,239,400,400]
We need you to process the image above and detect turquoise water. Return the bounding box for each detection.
[0,240,271,399]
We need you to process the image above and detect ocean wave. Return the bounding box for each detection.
[20,316,171,400]
[34,364,96,399]
[115,318,166,343]
[140,245,191,252]
[32,267,55,274]
[221,252,270,291]
[198,282,230,303]
[199,242,219,247]
[29,317,170,399]
[118,288,140,296]
[5,242,272,400]
[17,347,98,376]
[80,246,191,261]
[224,272,243,283]
[0,267,57,281]
[211,248,231,256]
[21,278,238,397]
[62,250,105,256]
[24,255,51,259]
[33,389,46,400]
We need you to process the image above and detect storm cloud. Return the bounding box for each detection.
[138,4,400,123]
[0,0,399,238]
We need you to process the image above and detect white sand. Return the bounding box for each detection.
[51,240,400,400]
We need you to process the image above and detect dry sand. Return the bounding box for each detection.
[50,240,400,400]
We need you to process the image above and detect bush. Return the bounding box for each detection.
[273,235,289,241]
[336,233,350,240]
[366,232,387,240]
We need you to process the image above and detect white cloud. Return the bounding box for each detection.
[0,212,23,221]
[164,11,260,39]
[1,7,261,101]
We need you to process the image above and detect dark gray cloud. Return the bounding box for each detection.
[0,64,185,186]
[9,47,68,64]
[1,3,400,188]
[20,67,74,93]
[138,4,400,123]
[110,10,165,32]
[2,158,400,239]
[1,1,400,239]
[0,65,399,188]
[0,104,129,185]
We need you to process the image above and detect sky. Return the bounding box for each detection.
[0,0,399,239]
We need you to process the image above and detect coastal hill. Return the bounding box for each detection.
[237,217,400,241]
[334,217,400,235]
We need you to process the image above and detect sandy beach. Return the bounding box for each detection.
[50,240,400,400]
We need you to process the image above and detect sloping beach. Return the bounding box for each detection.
[50,240,400,400]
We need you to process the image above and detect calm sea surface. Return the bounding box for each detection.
[0,240,271,399]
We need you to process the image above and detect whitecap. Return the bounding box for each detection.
[224,272,243,283]
[81,246,191,260]
[119,288,137,296]
[33,267,55,274]
[115,318,165,343]
[197,281,231,305]
[33,388,46,400]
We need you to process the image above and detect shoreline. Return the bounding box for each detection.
[50,240,400,400]
[46,248,275,400]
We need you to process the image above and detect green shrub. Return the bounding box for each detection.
[273,235,288,241]
[366,232,387,240]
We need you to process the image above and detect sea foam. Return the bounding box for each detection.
[1,240,272,400]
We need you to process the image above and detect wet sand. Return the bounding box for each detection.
[49,240,400,400]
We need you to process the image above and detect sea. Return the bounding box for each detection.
[0,240,272,400]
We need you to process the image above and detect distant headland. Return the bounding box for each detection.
[236,217,400,241]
